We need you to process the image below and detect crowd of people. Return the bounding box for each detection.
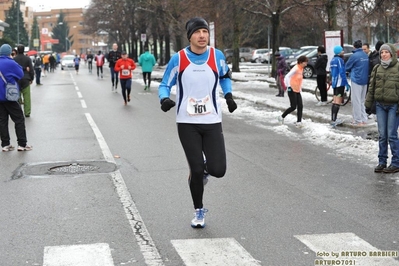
[0,43,158,152]
[276,40,399,174]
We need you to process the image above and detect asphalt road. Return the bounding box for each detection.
[0,65,398,266]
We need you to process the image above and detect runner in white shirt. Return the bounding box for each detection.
[158,17,237,228]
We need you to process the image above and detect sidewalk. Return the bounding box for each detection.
[149,64,377,129]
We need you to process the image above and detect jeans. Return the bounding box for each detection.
[376,102,399,166]
[110,67,119,87]
[35,68,41,84]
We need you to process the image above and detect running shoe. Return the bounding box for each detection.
[128,95,131,102]
[17,145,32,151]
[294,122,303,128]
[191,208,208,228]
[277,116,284,125]
[144,85,148,91]
[2,145,14,152]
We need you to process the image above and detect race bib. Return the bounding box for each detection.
[88,58,92,62]
[187,96,212,116]
[122,69,130,76]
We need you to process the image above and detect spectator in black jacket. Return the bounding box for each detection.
[315,46,328,106]
[33,55,43,85]
[13,45,34,117]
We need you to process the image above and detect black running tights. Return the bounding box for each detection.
[142,72,152,86]
[177,123,226,209]
[282,90,303,122]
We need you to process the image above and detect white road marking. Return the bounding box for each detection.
[171,238,261,266]
[75,86,79,91]
[295,232,399,265]
[77,91,82,98]
[80,99,87,108]
[85,113,164,266]
[43,243,114,266]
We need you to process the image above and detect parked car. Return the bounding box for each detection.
[251,48,270,63]
[224,47,256,63]
[290,46,318,59]
[61,55,75,70]
[263,47,293,63]
[289,44,354,78]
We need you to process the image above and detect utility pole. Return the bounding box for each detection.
[17,0,20,44]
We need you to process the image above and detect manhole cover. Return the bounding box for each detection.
[49,163,99,174]
[12,160,117,179]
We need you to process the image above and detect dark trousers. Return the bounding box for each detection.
[110,67,119,86]
[282,89,303,122]
[120,79,131,103]
[35,68,41,84]
[317,74,327,102]
[0,101,27,147]
[177,123,226,209]
[142,72,152,86]
[97,66,103,77]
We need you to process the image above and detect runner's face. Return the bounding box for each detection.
[380,50,391,61]
[190,28,209,50]
[113,44,118,51]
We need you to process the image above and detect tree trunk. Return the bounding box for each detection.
[232,0,240,72]
[326,0,337,30]
[271,12,280,78]
[347,1,353,44]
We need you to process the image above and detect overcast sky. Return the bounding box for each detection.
[26,0,91,10]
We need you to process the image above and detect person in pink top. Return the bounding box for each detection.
[278,55,308,127]
[94,50,105,79]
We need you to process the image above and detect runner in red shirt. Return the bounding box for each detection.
[114,51,136,105]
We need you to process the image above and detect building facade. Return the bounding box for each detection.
[34,8,93,54]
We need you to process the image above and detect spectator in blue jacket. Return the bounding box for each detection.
[0,44,32,151]
[330,46,348,126]
[345,40,369,126]
[138,47,156,91]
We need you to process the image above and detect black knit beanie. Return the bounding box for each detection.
[375,41,384,51]
[186,17,209,40]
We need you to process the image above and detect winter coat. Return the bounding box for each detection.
[345,48,369,85]
[138,51,156,73]
[0,56,24,102]
[276,56,288,77]
[315,54,328,75]
[368,50,380,77]
[107,50,121,68]
[330,55,348,88]
[13,53,34,89]
[365,43,399,108]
